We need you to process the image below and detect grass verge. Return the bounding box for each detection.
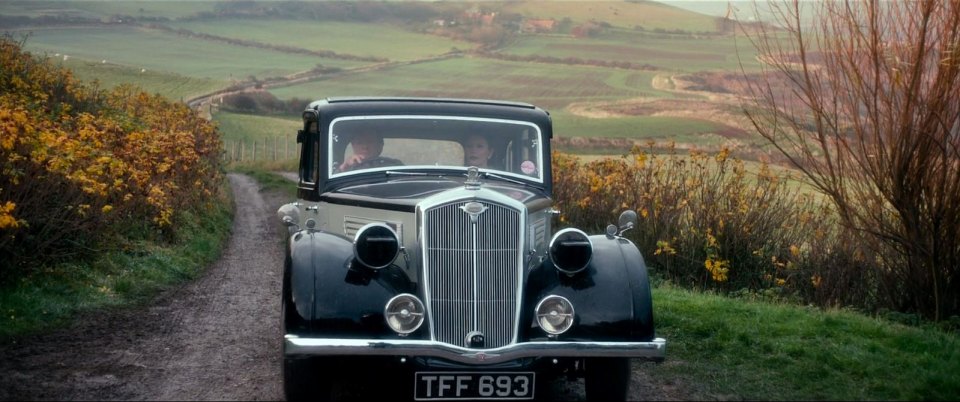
[0,183,234,342]
[648,282,960,400]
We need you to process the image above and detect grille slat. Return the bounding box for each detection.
[424,201,521,349]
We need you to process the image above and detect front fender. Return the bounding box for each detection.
[526,235,655,341]
[286,230,415,337]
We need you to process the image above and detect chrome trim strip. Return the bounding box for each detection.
[471,219,479,338]
[284,335,667,365]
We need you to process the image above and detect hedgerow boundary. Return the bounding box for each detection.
[552,145,885,318]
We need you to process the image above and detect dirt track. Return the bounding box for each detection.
[0,174,285,400]
[0,173,682,401]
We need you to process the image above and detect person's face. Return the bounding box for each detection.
[464,136,493,167]
[350,132,382,159]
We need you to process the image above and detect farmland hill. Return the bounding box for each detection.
[2,0,775,162]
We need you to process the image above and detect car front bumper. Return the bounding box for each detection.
[284,335,666,365]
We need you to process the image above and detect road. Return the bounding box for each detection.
[0,174,285,400]
[0,173,679,401]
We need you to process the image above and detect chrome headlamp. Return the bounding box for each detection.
[353,223,400,269]
[548,228,593,275]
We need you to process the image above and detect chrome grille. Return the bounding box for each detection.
[424,201,521,349]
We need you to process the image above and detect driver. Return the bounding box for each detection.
[338,130,402,172]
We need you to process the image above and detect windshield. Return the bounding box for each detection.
[328,115,544,183]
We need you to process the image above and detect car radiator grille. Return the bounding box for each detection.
[424,201,521,349]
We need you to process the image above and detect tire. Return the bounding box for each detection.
[281,275,331,401]
[283,357,326,401]
[584,357,631,402]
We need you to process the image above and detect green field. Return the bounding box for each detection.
[59,58,224,101]
[268,57,683,110]
[0,0,215,19]
[499,0,720,32]
[17,26,365,81]
[551,112,731,142]
[167,19,475,62]
[214,111,301,144]
[214,112,302,163]
[503,29,765,72]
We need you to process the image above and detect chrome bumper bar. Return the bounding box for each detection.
[284,335,666,365]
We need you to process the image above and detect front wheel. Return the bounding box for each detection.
[282,285,330,400]
[283,357,331,401]
[584,357,631,402]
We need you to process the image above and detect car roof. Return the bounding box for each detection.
[312,96,538,110]
[305,97,553,139]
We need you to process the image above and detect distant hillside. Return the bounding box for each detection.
[658,0,818,26]
[499,0,722,33]
[0,0,726,33]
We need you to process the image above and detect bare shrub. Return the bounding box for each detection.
[740,1,960,320]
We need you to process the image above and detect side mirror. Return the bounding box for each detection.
[617,210,637,236]
[605,210,638,238]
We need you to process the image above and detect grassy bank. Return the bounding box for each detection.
[649,283,960,400]
[0,184,234,342]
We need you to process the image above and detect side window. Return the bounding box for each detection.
[299,121,319,184]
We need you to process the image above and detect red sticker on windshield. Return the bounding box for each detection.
[521,161,536,175]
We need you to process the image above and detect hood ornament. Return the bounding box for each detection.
[465,166,482,190]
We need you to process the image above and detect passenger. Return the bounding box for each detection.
[338,131,402,172]
[463,134,495,168]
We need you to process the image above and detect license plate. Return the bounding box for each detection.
[414,371,535,400]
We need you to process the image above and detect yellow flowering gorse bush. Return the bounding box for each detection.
[1,38,223,274]
[553,143,874,308]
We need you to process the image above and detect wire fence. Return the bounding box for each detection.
[223,137,299,162]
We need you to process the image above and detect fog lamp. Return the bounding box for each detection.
[385,294,425,334]
[535,295,575,335]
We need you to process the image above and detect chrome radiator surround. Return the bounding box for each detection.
[418,189,526,350]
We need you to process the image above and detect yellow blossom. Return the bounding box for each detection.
[704,257,729,282]
[811,275,822,288]
[655,240,677,256]
[0,201,19,229]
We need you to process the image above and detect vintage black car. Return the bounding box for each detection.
[278,97,666,401]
